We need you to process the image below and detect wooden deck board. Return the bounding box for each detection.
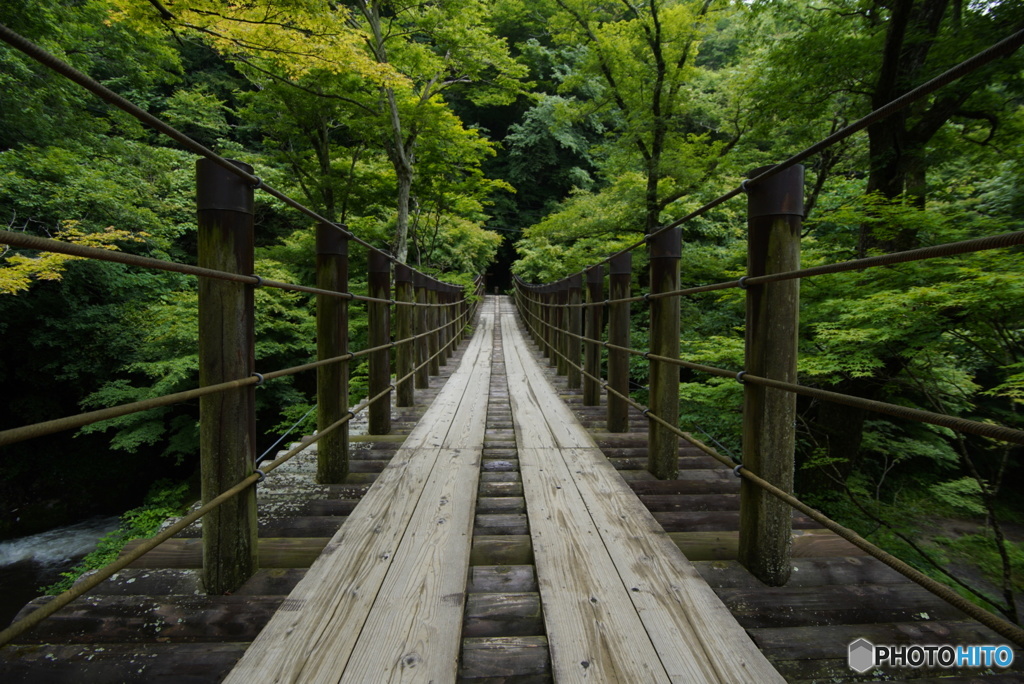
[223,299,496,683]
[499,306,783,683]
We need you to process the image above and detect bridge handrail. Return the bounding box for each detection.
[0,307,473,648]
[513,287,1024,648]
[0,22,487,646]
[510,24,1024,649]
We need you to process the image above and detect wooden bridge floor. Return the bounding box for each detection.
[2,295,1022,682]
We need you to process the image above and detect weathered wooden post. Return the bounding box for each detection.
[196,158,258,595]
[368,250,391,435]
[544,286,552,366]
[583,265,604,406]
[439,286,452,365]
[566,274,583,389]
[738,164,804,586]
[394,263,415,407]
[607,253,631,433]
[427,280,441,376]
[647,226,681,480]
[414,273,430,389]
[316,223,349,484]
[555,282,568,376]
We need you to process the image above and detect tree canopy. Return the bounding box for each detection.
[2,0,1023,617]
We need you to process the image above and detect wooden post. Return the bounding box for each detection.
[583,266,604,406]
[607,253,631,433]
[368,250,391,435]
[427,281,440,376]
[556,283,568,376]
[739,164,804,587]
[566,274,582,389]
[538,286,550,359]
[316,223,349,484]
[545,285,557,368]
[647,227,681,480]
[394,263,414,407]
[439,287,451,365]
[196,158,258,595]
[414,273,430,389]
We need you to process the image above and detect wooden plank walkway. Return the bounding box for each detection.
[223,300,495,683]
[5,294,1021,682]
[225,295,782,682]
[499,301,783,683]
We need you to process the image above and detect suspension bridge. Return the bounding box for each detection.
[2,20,1024,684]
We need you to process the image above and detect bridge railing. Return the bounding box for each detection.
[513,27,1024,647]
[0,24,483,646]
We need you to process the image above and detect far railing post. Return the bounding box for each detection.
[316,223,349,484]
[196,158,258,595]
[607,253,631,433]
[428,281,441,376]
[368,250,391,435]
[647,227,681,480]
[738,164,804,587]
[583,265,604,406]
[440,287,452,364]
[394,263,414,407]
[556,282,568,376]
[566,274,582,389]
[545,285,557,368]
[414,273,430,389]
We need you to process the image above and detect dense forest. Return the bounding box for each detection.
[2,0,1023,618]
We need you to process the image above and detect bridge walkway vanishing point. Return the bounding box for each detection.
[3,295,1023,683]
[222,294,779,682]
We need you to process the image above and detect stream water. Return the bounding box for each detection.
[0,515,120,628]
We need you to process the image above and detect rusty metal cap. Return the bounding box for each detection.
[316,223,349,256]
[394,263,413,283]
[609,252,632,275]
[196,159,254,214]
[368,249,391,273]
[647,226,681,260]
[586,265,604,284]
[746,164,805,218]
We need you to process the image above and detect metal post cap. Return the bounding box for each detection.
[196,159,254,214]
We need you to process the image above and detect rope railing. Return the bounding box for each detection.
[0,290,478,649]
[517,302,1024,446]
[0,306,471,448]
[0,229,465,309]
[513,289,1024,648]
[520,228,1024,308]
